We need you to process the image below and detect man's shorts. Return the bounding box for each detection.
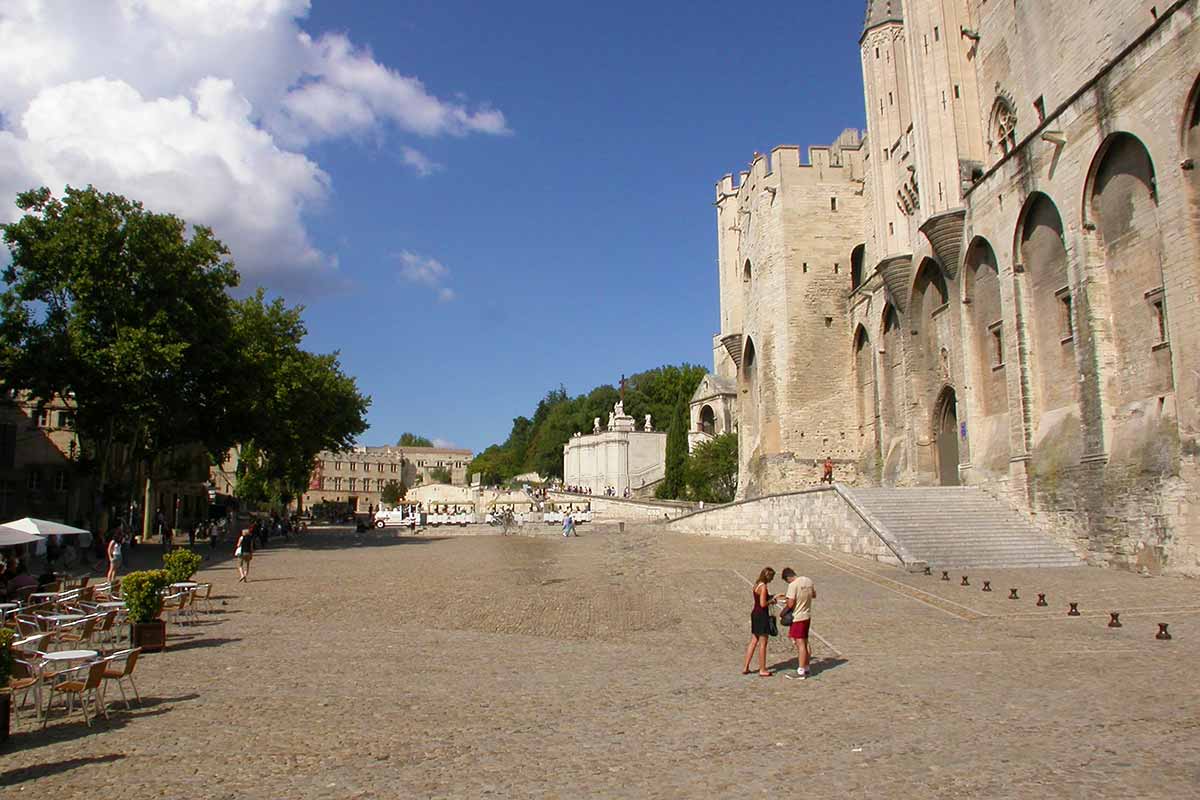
[789,619,811,640]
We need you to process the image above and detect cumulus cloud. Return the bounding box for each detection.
[0,0,507,289]
[397,250,455,302]
[431,438,457,449]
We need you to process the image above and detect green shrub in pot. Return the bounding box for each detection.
[122,569,171,624]
[0,628,14,686]
[163,549,204,585]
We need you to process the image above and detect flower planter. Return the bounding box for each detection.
[131,620,167,652]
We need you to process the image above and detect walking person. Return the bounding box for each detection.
[820,456,835,485]
[741,567,777,677]
[235,527,254,582]
[106,528,124,584]
[779,567,817,679]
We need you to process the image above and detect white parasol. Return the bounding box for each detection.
[0,525,46,547]
[3,517,90,536]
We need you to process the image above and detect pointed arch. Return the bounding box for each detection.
[963,236,1008,417]
[1016,192,1075,413]
[854,324,876,447]
[1084,132,1172,403]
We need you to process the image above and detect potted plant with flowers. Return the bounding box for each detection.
[123,569,171,652]
[162,548,204,585]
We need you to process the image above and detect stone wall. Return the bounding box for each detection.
[666,487,903,565]
[548,491,696,521]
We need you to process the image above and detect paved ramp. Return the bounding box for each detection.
[839,486,1082,569]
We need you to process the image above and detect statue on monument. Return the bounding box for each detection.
[644,414,653,432]
[608,411,615,429]
[593,417,601,434]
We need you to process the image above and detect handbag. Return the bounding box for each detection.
[780,607,794,627]
[767,615,779,637]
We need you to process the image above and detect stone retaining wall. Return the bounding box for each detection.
[548,491,697,521]
[666,486,903,565]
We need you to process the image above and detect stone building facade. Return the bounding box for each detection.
[701,0,1200,574]
[302,444,472,512]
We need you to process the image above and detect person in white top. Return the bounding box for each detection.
[779,567,816,679]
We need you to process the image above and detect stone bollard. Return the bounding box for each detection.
[924,566,932,576]
[941,571,950,581]
[961,576,970,586]
[1009,588,1019,600]
[1156,623,1172,640]
[1108,612,1122,628]
[982,581,991,592]
[1036,593,1048,607]
[1067,602,1080,616]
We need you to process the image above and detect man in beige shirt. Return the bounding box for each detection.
[781,567,816,679]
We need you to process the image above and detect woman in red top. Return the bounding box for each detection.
[741,567,777,676]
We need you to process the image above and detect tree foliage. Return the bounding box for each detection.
[0,185,370,516]
[397,433,433,447]
[380,479,405,505]
[656,396,690,499]
[686,433,738,503]
[468,365,705,484]
[428,466,452,484]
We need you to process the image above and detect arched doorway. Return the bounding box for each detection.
[935,387,960,486]
[699,404,716,435]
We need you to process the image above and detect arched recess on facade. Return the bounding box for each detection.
[1187,72,1200,312]
[1015,192,1076,416]
[878,303,904,449]
[742,259,752,283]
[1083,132,1173,406]
[699,404,716,436]
[853,325,876,445]
[933,385,961,486]
[963,237,1009,418]
[850,244,866,291]
[909,257,950,386]
[740,336,759,447]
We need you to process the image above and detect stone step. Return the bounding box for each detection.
[842,485,1081,569]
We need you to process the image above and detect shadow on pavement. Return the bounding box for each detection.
[768,656,849,676]
[0,753,126,785]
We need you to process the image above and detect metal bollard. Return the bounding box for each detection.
[924,566,932,576]
[1156,623,1172,640]
[961,576,970,586]
[1009,588,1019,600]
[1036,593,1048,607]
[1108,612,1121,628]
[941,571,950,581]
[982,581,991,592]
[1067,602,1080,616]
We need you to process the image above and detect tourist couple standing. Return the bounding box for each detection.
[742,566,816,679]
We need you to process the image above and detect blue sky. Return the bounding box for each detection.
[0,1,868,452]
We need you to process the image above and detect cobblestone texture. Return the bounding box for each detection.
[3,525,1198,798]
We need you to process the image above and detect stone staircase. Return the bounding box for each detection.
[838,486,1082,569]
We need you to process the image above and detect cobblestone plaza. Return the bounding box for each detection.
[5,525,1198,798]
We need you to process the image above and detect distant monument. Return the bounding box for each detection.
[563,374,666,495]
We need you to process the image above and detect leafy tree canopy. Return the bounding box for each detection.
[686,433,739,503]
[397,432,433,447]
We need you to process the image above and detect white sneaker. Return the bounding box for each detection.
[796,669,807,679]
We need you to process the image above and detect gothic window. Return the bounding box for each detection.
[991,97,1018,156]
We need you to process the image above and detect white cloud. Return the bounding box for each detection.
[0,0,508,289]
[431,437,457,449]
[397,250,455,302]
[401,146,440,177]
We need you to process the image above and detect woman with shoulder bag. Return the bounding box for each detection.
[235,528,254,582]
[742,567,777,677]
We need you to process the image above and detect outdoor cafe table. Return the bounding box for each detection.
[96,601,125,609]
[170,582,199,590]
[37,613,84,628]
[40,649,98,664]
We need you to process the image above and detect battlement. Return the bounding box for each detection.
[714,128,867,202]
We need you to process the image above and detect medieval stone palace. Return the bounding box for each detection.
[691,0,1200,573]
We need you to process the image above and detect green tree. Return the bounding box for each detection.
[229,290,370,506]
[686,433,739,502]
[397,433,433,447]
[380,479,405,505]
[0,185,242,525]
[428,466,452,484]
[657,396,690,499]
